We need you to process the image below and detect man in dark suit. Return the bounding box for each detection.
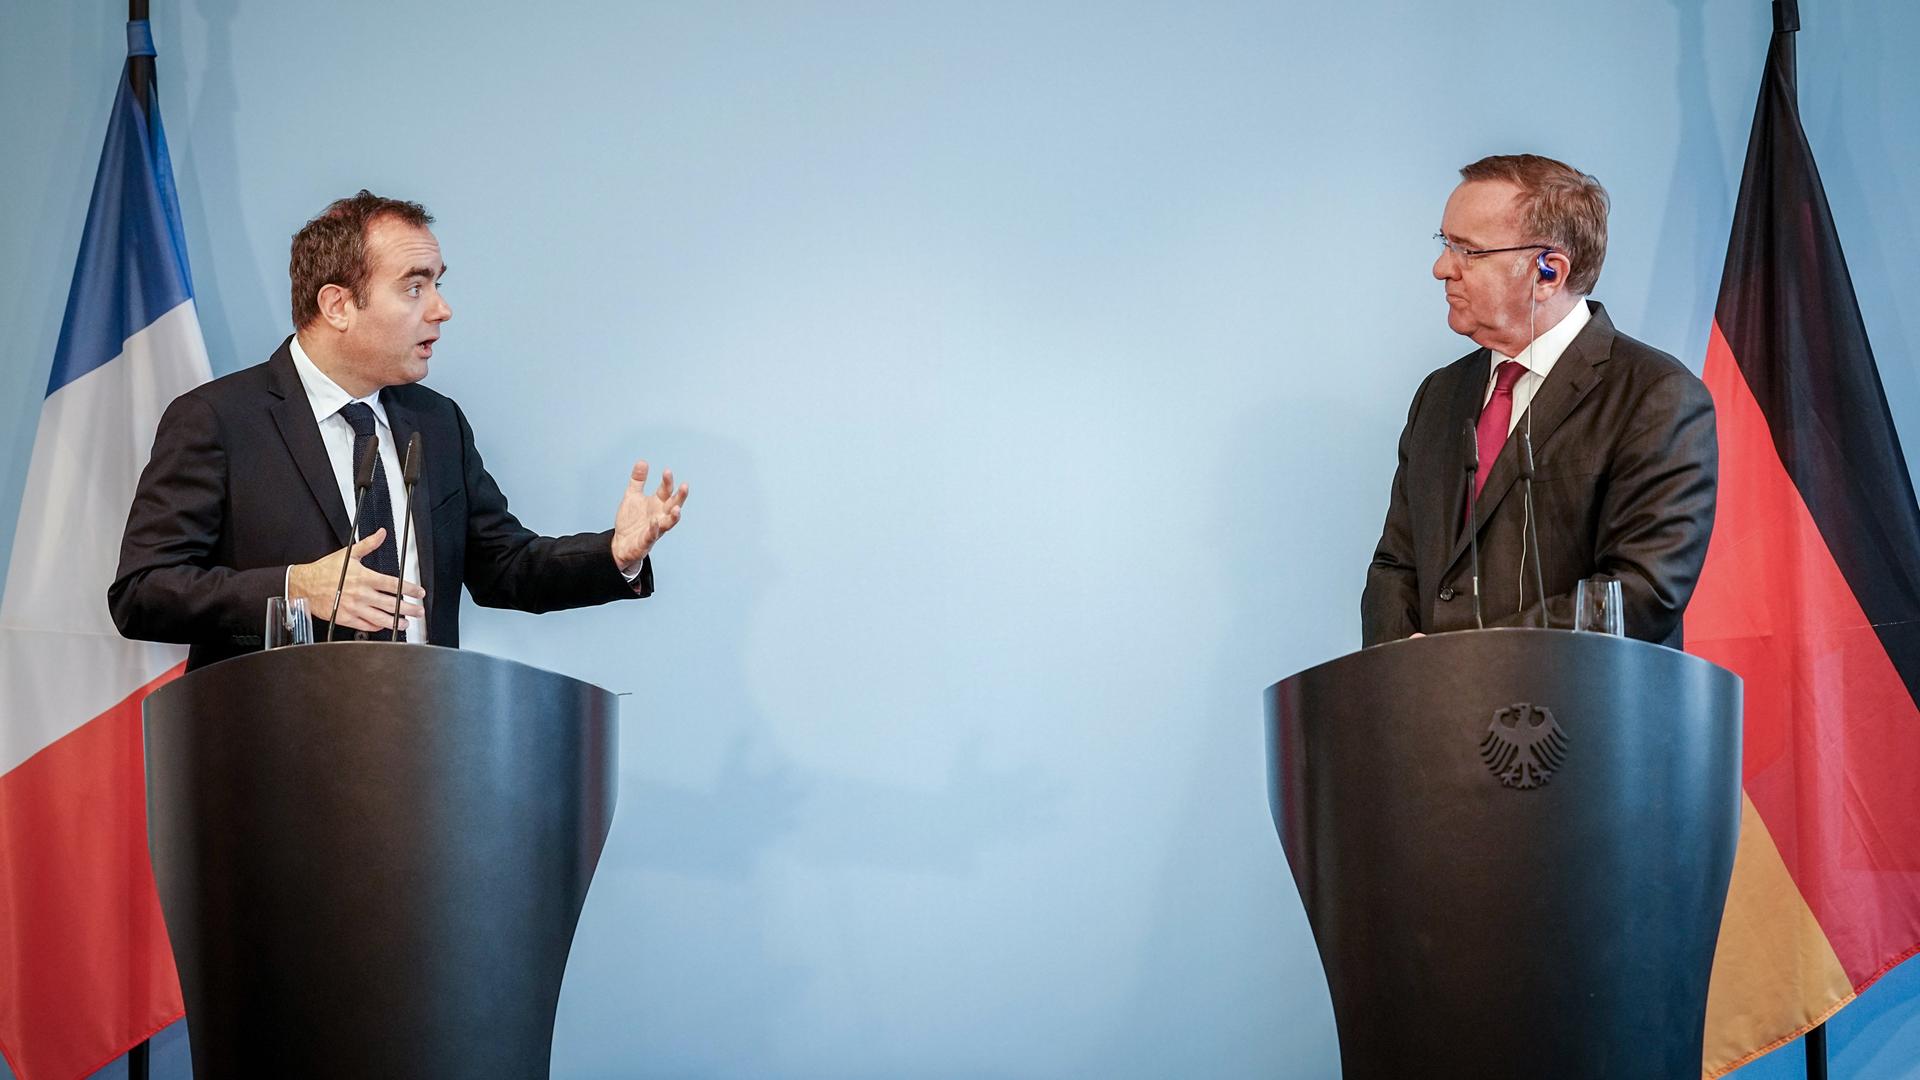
[1362,155,1716,649]
[110,191,690,670]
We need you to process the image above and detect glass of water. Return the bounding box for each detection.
[1573,578,1625,635]
[265,596,313,648]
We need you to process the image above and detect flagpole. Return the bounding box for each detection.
[129,20,154,1080]
[126,0,153,1055]
[128,6,163,1074]
[1805,1020,1827,1080]
[129,0,151,112]
[1770,2,1828,1075]
[126,11,152,1065]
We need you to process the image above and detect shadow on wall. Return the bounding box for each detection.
[1642,0,1732,366]
[1078,389,1371,1079]
[159,0,277,376]
[0,18,108,609]
[577,426,1062,877]
[548,427,1059,1077]
[1806,2,1919,473]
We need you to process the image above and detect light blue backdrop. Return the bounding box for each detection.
[3,3,1917,1078]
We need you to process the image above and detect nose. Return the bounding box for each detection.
[430,290,452,323]
[1433,248,1457,281]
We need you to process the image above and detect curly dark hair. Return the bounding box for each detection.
[289,190,434,329]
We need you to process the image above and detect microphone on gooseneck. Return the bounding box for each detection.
[1463,421,1486,632]
[326,435,380,643]
[391,432,424,640]
[1519,429,1549,628]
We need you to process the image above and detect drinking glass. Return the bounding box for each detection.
[1573,578,1624,635]
[265,596,313,648]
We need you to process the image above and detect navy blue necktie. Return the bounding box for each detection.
[337,401,401,587]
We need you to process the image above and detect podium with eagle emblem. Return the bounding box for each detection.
[1266,629,1741,1079]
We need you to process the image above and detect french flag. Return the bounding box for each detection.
[0,21,207,1079]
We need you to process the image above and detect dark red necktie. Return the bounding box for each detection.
[1474,361,1527,499]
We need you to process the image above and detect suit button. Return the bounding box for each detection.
[1439,586,1456,602]
[354,630,369,641]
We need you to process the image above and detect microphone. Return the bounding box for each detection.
[326,435,380,643]
[1519,429,1549,628]
[391,432,423,640]
[1463,422,1485,631]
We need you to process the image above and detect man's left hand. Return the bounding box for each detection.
[611,459,690,569]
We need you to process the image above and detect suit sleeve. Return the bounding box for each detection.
[107,393,287,644]
[1361,372,1435,646]
[1590,371,1717,642]
[1491,370,1718,641]
[453,402,653,612]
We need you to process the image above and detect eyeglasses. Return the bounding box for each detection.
[1433,233,1552,261]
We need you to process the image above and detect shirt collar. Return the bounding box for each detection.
[1491,297,1591,382]
[289,334,390,429]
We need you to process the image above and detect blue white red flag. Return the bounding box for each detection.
[0,20,208,1080]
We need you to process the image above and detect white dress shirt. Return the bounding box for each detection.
[1485,298,1592,435]
[287,336,424,642]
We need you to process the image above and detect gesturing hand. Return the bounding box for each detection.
[610,460,690,569]
[285,528,426,632]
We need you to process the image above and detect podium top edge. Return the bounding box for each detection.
[152,642,618,702]
[1267,627,1741,696]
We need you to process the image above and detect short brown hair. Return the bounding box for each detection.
[289,190,434,328]
[1459,154,1609,295]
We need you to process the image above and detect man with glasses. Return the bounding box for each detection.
[1361,154,1717,647]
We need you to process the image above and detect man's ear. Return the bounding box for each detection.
[315,283,354,332]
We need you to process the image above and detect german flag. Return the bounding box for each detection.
[1683,2,1920,1075]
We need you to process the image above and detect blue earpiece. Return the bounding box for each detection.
[1537,251,1558,282]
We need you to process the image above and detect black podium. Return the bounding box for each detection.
[1266,629,1742,1079]
[144,643,618,1078]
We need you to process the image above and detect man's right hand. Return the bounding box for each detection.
[285,528,426,631]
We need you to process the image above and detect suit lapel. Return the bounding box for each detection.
[380,390,436,615]
[1444,304,1616,573]
[266,342,352,546]
[1444,351,1489,550]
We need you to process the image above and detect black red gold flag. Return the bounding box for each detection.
[1684,2,1920,1074]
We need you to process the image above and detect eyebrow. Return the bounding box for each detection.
[399,265,446,282]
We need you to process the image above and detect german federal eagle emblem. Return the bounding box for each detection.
[1479,703,1567,789]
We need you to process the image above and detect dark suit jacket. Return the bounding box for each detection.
[1361,302,1717,649]
[109,338,651,670]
